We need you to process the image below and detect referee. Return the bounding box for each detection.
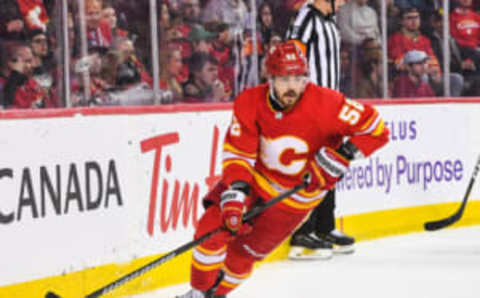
[286,0,355,260]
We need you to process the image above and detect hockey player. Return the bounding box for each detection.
[176,41,389,298]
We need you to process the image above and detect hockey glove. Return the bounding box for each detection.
[305,147,350,192]
[220,181,253,235]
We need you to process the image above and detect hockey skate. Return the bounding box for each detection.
[175,288,226,298]
[315,229,355,254]
[288,232,333,260]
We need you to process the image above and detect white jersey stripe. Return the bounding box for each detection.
[192,248,226,265]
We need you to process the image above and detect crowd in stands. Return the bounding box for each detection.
[1,0,480,109]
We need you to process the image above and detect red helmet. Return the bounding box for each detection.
[265,41,308,77]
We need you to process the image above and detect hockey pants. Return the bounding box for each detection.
[190,203,308,295]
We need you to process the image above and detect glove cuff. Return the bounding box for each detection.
[220,189,246,210]
[315,147,349,178]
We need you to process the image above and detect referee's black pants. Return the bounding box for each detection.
[293,189,335,236]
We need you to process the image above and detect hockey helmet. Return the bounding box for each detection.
[265,41,308,77]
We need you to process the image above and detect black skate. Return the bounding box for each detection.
[288,232,333,260]
[315,229,355,254]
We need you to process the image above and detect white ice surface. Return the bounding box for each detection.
[134,226,480,298]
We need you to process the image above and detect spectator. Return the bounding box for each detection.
[258,2,275,44]
[167,0,183,16]
[71,46,109,105]
[392,50,435,98]
[354,39,384,98]
[337,0,381,46]
[100,50,123,88]
[352,38,383,98]
[159,45,184,102]
[183,0,202,26]
[28,29,54,75]
[183,52,226,102]
[355,57,383,98]
[1,42,58,109]
[101,4,128,40]
[110,0,150,69]
[202,0,250,93]
[388,7,438,70]
[188,25,217,54]
[202,0,248,42]
[86,0,112,48]
[2,42,35,108]
[422,57,464,97]
[428,11,477,96]
[205,21,235,99]
[0,2,25,40]
[170,0,203,41]
[14,70,60,109]
[98,50,155,106]
[450,0,480,70]
[339,45,354,97]
[259,31,282,82]
[0,42,17,106]
[159,2,172,41]
[111,37,153,87]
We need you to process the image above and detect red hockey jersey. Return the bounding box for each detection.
[450,8,480,49]
[222,83,389,212]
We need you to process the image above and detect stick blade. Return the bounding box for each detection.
[45,291,61,298]
[424,216,457,231]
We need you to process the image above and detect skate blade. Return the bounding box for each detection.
[288,246,333,260]
[333,244,355,254]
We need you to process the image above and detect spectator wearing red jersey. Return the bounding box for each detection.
[388,7,438,70]
[0,41,59,109]
[392,50,435,98]
[450,0,480,70]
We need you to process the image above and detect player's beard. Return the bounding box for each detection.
[280,90,300,108]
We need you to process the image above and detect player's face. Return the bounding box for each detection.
[272,75,308,108]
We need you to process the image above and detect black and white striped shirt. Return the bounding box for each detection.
[286,4,341,90]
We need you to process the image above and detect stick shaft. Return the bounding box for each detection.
[85,182,306,297]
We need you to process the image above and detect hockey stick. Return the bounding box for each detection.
[424,155,480,231]
[46,181,307,298]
